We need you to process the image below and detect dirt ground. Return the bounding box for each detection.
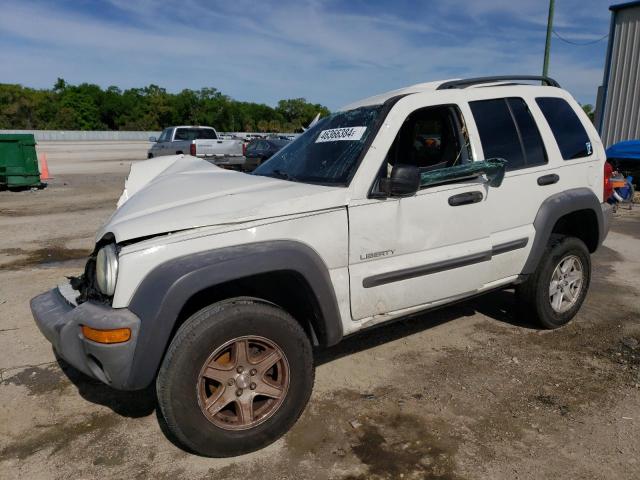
[1,151,639,479]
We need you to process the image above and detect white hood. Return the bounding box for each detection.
[97,156,348,242]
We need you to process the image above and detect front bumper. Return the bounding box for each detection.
[30,286,141,390]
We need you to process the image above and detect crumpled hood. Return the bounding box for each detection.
[97,155,348,242]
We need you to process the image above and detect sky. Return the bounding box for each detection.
[0,0,615,110]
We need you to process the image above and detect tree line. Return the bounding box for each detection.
[0,79,330,133]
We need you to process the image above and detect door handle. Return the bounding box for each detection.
[537,174,559,186]
[448,191,483,206]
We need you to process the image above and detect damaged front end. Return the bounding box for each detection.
[30,235,142,389]
[69,236,120,305]
[69,255,109,305]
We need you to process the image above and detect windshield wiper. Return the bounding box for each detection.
[268,169,298,182]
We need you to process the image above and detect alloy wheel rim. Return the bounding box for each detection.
[549,255,584,313]
[197,336,290,431]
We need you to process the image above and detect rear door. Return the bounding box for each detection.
[466,96,550,281]
[464,91,599,282]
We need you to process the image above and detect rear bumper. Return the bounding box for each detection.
[200,155,245,167]
[600,201,613,246]
[30,287,141,390]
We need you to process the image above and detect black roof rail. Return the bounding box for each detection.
[436,75,561,90]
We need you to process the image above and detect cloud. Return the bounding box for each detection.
[0,0,611,109]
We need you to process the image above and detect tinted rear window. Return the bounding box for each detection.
[174,128,217,140]
[470,99,526,169]
[470,98,547,170]
[535,97,592,160]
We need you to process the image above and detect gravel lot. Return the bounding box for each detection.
[1,145,639,479]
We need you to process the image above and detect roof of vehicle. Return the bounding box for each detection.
[171,126,216,130]
[340,75,562,111]
[340,80,446,111]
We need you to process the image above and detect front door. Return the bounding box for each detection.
[348,104,493,320]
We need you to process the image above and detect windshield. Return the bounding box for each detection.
[253,105,383,185]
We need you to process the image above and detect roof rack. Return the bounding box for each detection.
[436,75,561,90]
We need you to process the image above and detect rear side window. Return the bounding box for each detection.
[535,97,592,160]
[469,98,547,170]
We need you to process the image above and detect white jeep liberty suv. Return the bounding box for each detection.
[31,76,612,457]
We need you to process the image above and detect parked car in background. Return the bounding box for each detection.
[148,126,245,168]
[242,138,290,171]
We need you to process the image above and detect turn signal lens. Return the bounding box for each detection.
[82,326,131,344]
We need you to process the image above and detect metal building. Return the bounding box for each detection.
[596,1,640,147]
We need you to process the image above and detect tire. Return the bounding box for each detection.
[147,153,154,159]
[516,235,591,329]
[156,298,314,457]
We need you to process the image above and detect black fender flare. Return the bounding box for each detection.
[124,240,343,389]
[521,187,605,275]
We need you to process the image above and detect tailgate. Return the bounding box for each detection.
[195,139,243,157]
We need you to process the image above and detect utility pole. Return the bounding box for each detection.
[542,0,555,77]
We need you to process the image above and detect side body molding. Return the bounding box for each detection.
[125,240,343,389]
[521,187,605,275]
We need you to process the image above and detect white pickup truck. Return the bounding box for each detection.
[148,126,245,167]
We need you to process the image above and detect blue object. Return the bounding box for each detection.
[606,140,640,160]
[617,176,634,201]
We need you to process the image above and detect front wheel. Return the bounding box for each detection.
[516,235,591,329]
[156,298,314,457]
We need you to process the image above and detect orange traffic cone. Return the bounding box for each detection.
[40,153,51,181]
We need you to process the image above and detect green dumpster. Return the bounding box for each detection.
[0,134,42,189]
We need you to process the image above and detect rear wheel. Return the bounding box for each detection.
[156,298,314,457]
[516,235,591,329]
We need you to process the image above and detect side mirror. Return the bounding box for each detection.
[149,136,157,143]
[380,164,420,197]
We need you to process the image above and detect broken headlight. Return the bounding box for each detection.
[95,244,119,296]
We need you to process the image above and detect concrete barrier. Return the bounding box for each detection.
[0,130,297,142]
[0,130,160,142]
